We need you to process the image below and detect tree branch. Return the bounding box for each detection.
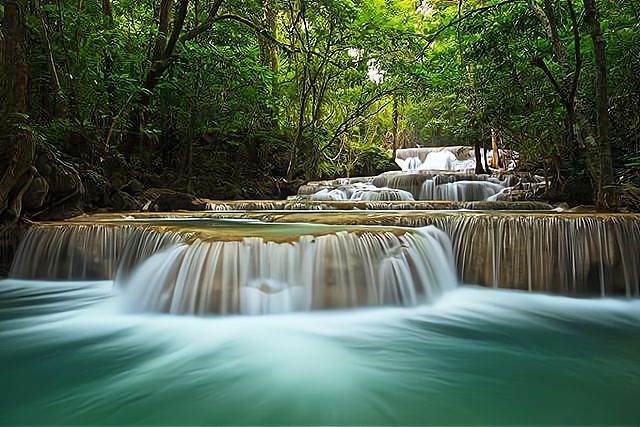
[212,14,293,53]
[163,0,189,59]
[321,85,400,152]
[527,0,571,71]
[566,0,581,103]
[180,0,224,42]
[530,56,570,109]
[418,0,519,59]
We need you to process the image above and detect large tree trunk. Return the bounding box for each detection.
[0,0,36,216]
[1,0,84,225]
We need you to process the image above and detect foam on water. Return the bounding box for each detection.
[1,279,638,425]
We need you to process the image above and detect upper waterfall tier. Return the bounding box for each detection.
[394,146,518,172]
[294,171,544,203]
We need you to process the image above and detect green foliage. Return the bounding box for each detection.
[10,0,640,205]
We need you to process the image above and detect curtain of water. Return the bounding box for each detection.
[386,214,640,296]
[10,225,135,280]
[119,227,457,315]
[9,214,640,297]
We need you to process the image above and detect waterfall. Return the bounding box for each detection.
[370,172,512,201]
[306,183,415,202]
[119,226,456,315]
[419,179,504,201]
[294,167,544,203]
[432,214,640,297]
[193,211,640,297]
[9,212,640,299]
[10,224,190,281]
[205,199,554,211]
[8,221,458,314]
[10,225,136,280]
[350,188,415,201]
[114,227,193,282]
[394,146,518,172]
[205,201,286,210]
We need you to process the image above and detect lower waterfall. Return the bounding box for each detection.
[119,226,456,314]
[9,212,640,297]
[198,211,640,296]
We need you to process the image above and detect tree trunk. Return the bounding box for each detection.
[102,0,115,125]
[258,0,278,75]
[1,1,28,122]
[258,0,279,126]
[36,0,68,117]
[583,0,614,207]
[483,139,490,171]
[474,142,486,174]
[490,128,502,169]
[0,0,36,215]
[392,96,399,158]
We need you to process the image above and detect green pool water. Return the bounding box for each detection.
[1,279,638,425]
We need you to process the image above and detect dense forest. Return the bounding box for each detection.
[1,0,639,220]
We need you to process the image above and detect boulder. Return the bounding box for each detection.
[22,174,49,211]
[120,178,145,197]
[106,189,142,211]
[142,188,206,211]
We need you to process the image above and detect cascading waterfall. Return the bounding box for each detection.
[10,224,189,281]
[120,226,456,315]
[394,146,518,172]
[294,166,544,203]
[3,213,639,425]
[371,171,513,201]
[8,221,458,314]
[205,199,554,211]
[9,212,640,300]
[190,211,640,297]
[371,171,535,202]
[350,187,415,201]
[309,187,416,202]
[3,145,639,426]
[306,183,416,202]
[10,225,135,280]
[419,179,505,201]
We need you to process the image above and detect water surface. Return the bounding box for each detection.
[1,279,638,425]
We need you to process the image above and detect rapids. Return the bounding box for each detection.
[0,279,638,425]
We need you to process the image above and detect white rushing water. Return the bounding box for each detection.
[118,226,457,315]
[395,147,518,172]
